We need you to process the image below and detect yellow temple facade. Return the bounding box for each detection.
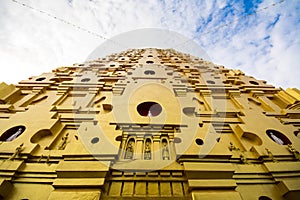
[0,48,299,200]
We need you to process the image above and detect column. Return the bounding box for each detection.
[152,135,161,160]
[134,137,144,160]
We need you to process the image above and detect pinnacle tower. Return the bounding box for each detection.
[0,48,299,200]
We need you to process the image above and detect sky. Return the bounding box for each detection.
[0,0,299,89]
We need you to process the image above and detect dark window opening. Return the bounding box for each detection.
[115,135,122,142]
[36,77,46,81]
[250,80,259,85]
[266,129,291,145]
[144,70,155,75]
[81,78,91,82]
[0,125,26,142]
[137,102,162,117]
[195,138,204,145]
[91,137,99,144]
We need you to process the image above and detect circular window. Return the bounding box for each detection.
[250,80,259,85]
[137,102,162,117]
[195,138,204,145]
[81,78,91,82]
[36,77,46,81]
[144,70,155,75]
[91,137,99,144]
[0,125,26,142]
[266,129,291,145]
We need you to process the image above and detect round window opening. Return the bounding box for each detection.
[81,78,91,82]
[266,129,291,145]
[137,102,162,117]
[195,138,204,145]
[0,125,26,142]
[36,77,46,81]
[250,80,259,85]
[144,70,155,75]
[91,137,99,144]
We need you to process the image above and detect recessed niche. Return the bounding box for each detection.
[0,125,26,142]
[30,129,53,147]
[91,137,99,144]
[36,77,46,81]
[144,70,155,75]
[137,102,162,117]
[250,80,259,85]
[242,132,262,146]
[195,138,204,145]
[81,78,91,82]
[266,129,291,145]
[146,61,154,64]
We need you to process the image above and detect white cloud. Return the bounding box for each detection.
[0,0,299,89]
